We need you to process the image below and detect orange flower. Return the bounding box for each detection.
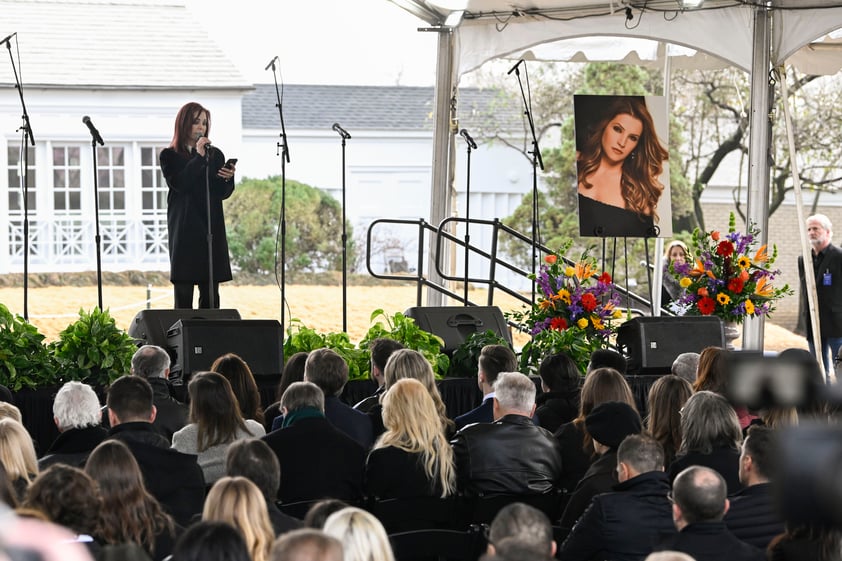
[739,269,750,282]
[575,262,595,280]
[711,231,721,241]
[545,254,557,264]
[754,277,774,298]
[539,299,554,311]
[753,245,769,264]
[689,259,707,277]
[697,287,709,297]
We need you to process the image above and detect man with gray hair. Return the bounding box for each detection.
[798,213,842,381]
[262,381,365,504]
[451,371,562,497]
[487,503,556,559]
[130,344,187,440]
[671,352,699,384]
[39,381,107,469]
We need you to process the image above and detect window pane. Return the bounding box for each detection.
[114,147,124,166]
[98,170,110,188]
[142,192,152,208]
[114,191,125,210]
[53,148,65,166]
[68,147,80,166]
[69,169,80,188]
[142,169,152,185]
[99,192,110,210]
[55,192,65,210]
[114,169,124,187]
[97,147,110,166]
[54,169,66,185]
[70,191,80,209]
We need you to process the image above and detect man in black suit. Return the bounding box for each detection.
[39,381,107,469]
[724,426,785,549]
[654,466,764,561]
[798,213,842,381]
[454,344,518,430]
[105,375,205,527]
[304,348,373,449]
[353,338,404,413]
[262,381,365,504]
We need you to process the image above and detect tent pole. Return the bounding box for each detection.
[651,42,670,317]
[743,4,773,351]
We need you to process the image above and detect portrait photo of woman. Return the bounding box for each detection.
[575,95,671,238]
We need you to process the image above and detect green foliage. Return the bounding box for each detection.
[225,176,357,277]
[283,320,367,381]
[49,308,136,388]
[0,304,56,391]
[448,330,510,378]
[358,309,450,378]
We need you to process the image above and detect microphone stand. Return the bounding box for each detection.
[332,124,351,332]
[461,131,475,306]
[204,147,215,309]
[85,129,104,310]
[267,57,291,333]
[4,34,35,320]
[509,60,544,305]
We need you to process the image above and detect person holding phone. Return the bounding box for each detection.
[159,102,236,309]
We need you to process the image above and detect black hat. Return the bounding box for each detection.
[585,401,642,449]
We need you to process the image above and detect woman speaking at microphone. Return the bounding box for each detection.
[160,102,236,309]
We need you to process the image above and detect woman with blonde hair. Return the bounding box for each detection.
[554,367,637,492]
[382,349,454,437]
[203,476,274,561]
[646,374,693,467]
[172,372,265,484]
[0,418,38,501]
[84,440,177,561]
[366,378,455,499]
[323,507,395,561]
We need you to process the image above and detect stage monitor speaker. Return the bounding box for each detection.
[617,316,724,375]
[128,308,241,347]
[166,319,282,384]
[403,306,513,354]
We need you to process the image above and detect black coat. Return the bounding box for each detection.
[668,446,743,494]
[559,471,676,561]
[262,417,366,504]
[100,378,187,442]
[535,390,579,434]
[554,421,594,494]
[798,243,842,338]
[654,521,765,561]
[160,147,234,283]
[107,422,206,528]
[451,414,563,497]
[38,425,108,469]
[559,450,618,529]
[724,482,786,550]
[365,446,443,500]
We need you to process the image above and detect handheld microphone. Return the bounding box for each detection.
[82,116,105,146]
[507,59,524,75]
[0,32,16,45]
[265,55,279,71]
[332,123,351,140]
[459,129,477,149]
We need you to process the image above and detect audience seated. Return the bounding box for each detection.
[451,371,562,497]
[105,375,205,527]
[226,438,302,536]
[128,345,188,440]
[285,348,374,449]
[270,528,343,561]
[723,426,785,549]
[454,344,518,430]
[587,348,627,375]
[486,503,556,559]
[694,346,757,430]
[559,434,676,561]
[654,466,764,561]
[171,371,265,485]
[83,440,177,561]
[365,378,455,499]
[535,351,581,434]
[262,382,365,504]
[353,338,404,413]
[171,521,252,561]
[211,352,265,426]
[323,507,395,561]
[671,352,700,385]
[302,499,350,529]
[0,402,22,423]
[768,522,842,561]
[0,418,38,501]
[554,367,637,493]
[559,400,643,529]
[39,381,107,470]
[204,476,276,561]
[646,375,693,468]
[265,352,309,433]
[668,391,743,493]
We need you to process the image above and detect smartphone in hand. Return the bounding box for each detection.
[224,158,238,169]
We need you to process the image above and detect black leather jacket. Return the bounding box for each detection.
[451,414,563,497]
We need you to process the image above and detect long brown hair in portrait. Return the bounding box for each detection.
[169,101,211,155]
[84,440,175,555]
[578,96,669,219]
[188,371,249,452]
[211,353,265,425]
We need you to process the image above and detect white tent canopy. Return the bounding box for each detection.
[393,0,842,349]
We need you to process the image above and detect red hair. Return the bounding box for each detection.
[169,102,211,155]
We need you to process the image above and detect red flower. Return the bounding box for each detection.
[598,272,612,284]
[728,278,745,293]
[697,296,716,315]
[580,293,598,312]
[716,241,734,257]
[550,317,567,330]
[545,254,557,264]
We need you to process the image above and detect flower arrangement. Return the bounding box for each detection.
[668,213,792,324]
[508,242,623,373]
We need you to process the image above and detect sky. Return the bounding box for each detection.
[183,0,441,86]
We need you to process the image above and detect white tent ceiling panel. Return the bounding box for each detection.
[773,7,842,66]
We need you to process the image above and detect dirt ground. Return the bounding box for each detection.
[0,282,808,353]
